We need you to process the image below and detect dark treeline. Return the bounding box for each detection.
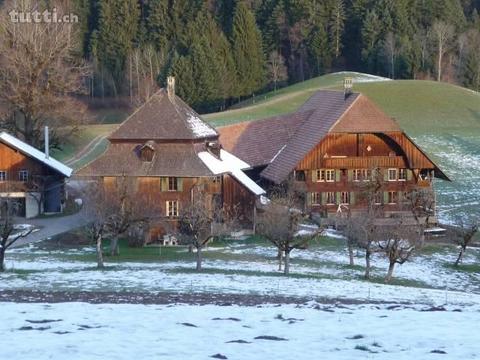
[72,0,480,112]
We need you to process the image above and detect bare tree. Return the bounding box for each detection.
[330,0,345,59]
[432,21,454,82]
[378,220,421,282]
[177,190,240,271]
[384,32,398,79]
[0,0,91,149]
[126,44,163,105]
[0,198,34,271]
[83,177,151,259]
[452,217,478,267]
[267,51,288,92]
[258,186,322,275]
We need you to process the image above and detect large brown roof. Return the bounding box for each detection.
[109,89,218,141]
[218,110,313,168]
[77,141,213,177]
[261,90,360,183]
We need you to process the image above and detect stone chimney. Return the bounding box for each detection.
[344,77,353,98]
[167,76,175,99]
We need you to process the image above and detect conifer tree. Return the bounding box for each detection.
[231,1,266,97]
[92,0,140,95]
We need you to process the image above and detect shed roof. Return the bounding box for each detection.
[0,132,72,177]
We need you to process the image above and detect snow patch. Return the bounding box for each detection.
[186,113,218,138]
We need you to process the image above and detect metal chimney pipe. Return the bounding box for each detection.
[44,126,49,159]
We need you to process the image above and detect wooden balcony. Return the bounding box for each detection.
[324,156,407,169]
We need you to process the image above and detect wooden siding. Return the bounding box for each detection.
[0,142,61,193]
[223,174,256,224]
[296,132,435,170]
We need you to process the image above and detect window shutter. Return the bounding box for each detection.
[383,191,389,204]
[350,192,355,205]
[407,169,413,181]
[312,170,317,182]
[336,192,341,204]
[321,192,327,205]
[335,170,341,182]
[161,177,168,192]
[383,169,389,182]
[177,178,183,191]
[348,170,353,182]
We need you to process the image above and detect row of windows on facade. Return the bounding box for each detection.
[310,191,408,206]
[303,168,410,182]
[0,170,29,182]
[106,176,222,192]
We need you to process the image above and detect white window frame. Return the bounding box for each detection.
[362,169,372,182]
[398,168,407,181]
[19,170,28,182]
[166,200,179,217]
[326,192,336,205]
[168,177,178,191]
[374,192,382,205]
[353,169,361,182]
[0,171,6,182]
[311,192,321,205]
[325,169,335,182]
[388,168,398,182]
[316,169,325,182]
[341,192,350,205]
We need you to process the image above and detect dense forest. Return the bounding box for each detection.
[71,0,480,112]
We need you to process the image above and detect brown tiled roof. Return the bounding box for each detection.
[109,89,218,141]
[330,94,401,133]
[77,141,213,177]
[261,91,360,183]
[217,111,313,168]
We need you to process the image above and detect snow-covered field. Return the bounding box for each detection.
[1,301,479,360]
[2,239,479,306]
[413,133,480,223]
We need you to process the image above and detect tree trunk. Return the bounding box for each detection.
[364,250,371,279]
[96,234,104,269]
[454,246,465,267]
[277,248,283,271]
[110,236,119,256]
[348,242,355,266]
[385,262,395,283]
[196,246,202,271]
[284,250,290,275]
[0,248,5,272]
[437,42,443,81]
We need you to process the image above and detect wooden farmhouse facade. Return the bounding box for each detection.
[78,78,265,241]
[219,89,450,221]
[0,131,72,218]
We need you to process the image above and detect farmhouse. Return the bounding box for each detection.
[0,131,73,218]
[77,77,265,240]
[219,83,450,221]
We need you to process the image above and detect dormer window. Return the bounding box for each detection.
[140,141,155,162]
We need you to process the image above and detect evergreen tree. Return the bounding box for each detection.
[231,1,266,97]
[91,0,140,95]
[146,0,170,51]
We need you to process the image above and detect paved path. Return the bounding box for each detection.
[12,209,90,248]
